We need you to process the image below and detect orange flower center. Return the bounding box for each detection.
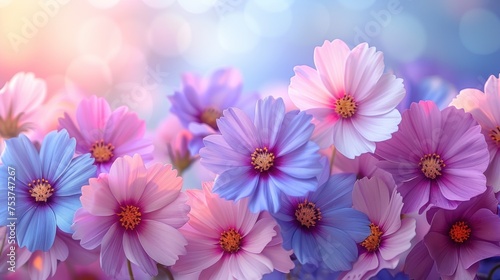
[90,140,115,163]
[361,223,384,252]
[117,205,142,230]
[334,95,357,118]
[219,228,242,253]
[419,153,446,179]
[295,200,322,228]
[200,107,222,130]
[28,178,54,202]
[490,126,500,145]
[449,220,471,243]
[251,147,275,172]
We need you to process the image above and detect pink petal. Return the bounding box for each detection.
[352,109,401,142]
[343,252,379,280]
[231,251,274,279]
[424,232,458,276]
[104,106,147,147]
[101,223,126,276]
[289,65,334,110]
[72,208,117,250]
[380,218,416,261]
[75,96,111,141]
[261,234,294,273]
[172,229,222,274]
[241,216,276,254]
[140,163,183,213]
[2,72,47,117]
[353,177,390,224]
[80,176,117,216]
[108,154,148,203]
[344,43,384,101]
[58,112,88,151]
[484,75,500,99]
[333,118,375,158]
[144,192,189,228]
[357,73,405,115]
[123,231,158,276]
[313,39,350,98]
[138,220,187,266]
[379,188,405,236]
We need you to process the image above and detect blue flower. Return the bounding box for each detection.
[0,129,96,251]
[200,96,323,213]
[272,173,370,272]
[371,269,410,280]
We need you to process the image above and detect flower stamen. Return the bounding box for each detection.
[0,113,26,139]
[251,147,275,172]
[361,223,383,252]
[200,107,222,130]
[295,200,322,228]
[117,205,142,230]
[449,220,471,243]
[28,178,54,202]
[220,228,242,253]
[490,126,500,145]
[90,140,115,163]
[334,95,357,118]
[419,153,446,180]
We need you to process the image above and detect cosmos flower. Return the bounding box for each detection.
[58,95,154,174]
[405,187,500,279]
[451,74,500,191]
[375,101,489,213]
[72,154,189,277]
[168,68,258,155]
[0,130,96,252]
[342,177,416,280]
[200,96,323,213]
[288,39,405,158]
[272,173,370,272]
[0,72,47,151]
[171,182,294,279]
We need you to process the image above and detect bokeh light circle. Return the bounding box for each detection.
[147,13,192,57]
[177,0,217,14]
[77,16,123,59]
[182,18,225,68]
[338,0,375,10]
[217,12,260,53]
[459,9,500,55]
[142,0,175,9]
[380,15,427,62]
[65,55,113,96]
[87,0,120,9]
[244,1,292,38]
[253,0,294,12]
[0,0,13,8]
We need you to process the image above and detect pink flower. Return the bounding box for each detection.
[375,101,489,213]
[58,96,154,174]
[0,72,47,151]
[342,177,416,279]
[172,182,294,279]
[288,39,405,158]
[451,74,500,191]
[72,154,190,277]
[405,187,500,279]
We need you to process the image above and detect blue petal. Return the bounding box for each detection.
[50,194,81,233]
[39,129,77,182]
[2,134,41,186]
[316,228,358,271]
[291,228,320,266]
[213,167,258,201]
[254,96,285,149]
[53,153,96,196]
[275,110,315,157]
[321,208,370,243]
[311,173,357,210]
[17,206,56,251]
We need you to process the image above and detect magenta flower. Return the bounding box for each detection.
[168,68,257,155]
[172,182,294,279]
[58,96,153,174]
[72,154,189,277]
[342,177,416,279]
[288,39,405,158]
[451,74,500,192]
[375,101,489,213]
[405,187,500,279]
[200,96,322,213]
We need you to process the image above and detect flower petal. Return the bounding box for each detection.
[123,231,158,276]
[53,153,96,196]
[313,39,350,98]
[108,154,148,204]
[39,129,76,182]
[289,65,334,110]
[100,223,126,276]
[72,208,117,250]
[51,194,81,233]
[17,206,56,251]
[138,220,187,266]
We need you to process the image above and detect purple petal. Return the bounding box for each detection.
[123,231,158,276]
[138,220,187,266]
[72,208,117,250]
[101,223,126,276]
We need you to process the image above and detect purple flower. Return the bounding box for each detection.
[272,173,370,272]
[200,96,323,213]
[405,187,500,279]
[168,68,257,155]
[375,101,489,213]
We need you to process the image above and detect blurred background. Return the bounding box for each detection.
[0,0,499,127]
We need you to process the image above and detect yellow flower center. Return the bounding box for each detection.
[90,140,115,163]
[219,228,242,253]
[200,107,222,130]
[295,200,322,228]
[28,178,54,202]
[449,220,471,243]
[0,113,26,139]
[334,95,357,118]
[361,223,383,252]
[117,205,142,230]
[490,126,500,145]
[419,153,446,180]
[251,147,275,172]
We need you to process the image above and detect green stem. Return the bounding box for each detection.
[127,259,135,280]
[488,264,500,280]
[165,267,174,280]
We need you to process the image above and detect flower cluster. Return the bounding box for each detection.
[1,39,500,280]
